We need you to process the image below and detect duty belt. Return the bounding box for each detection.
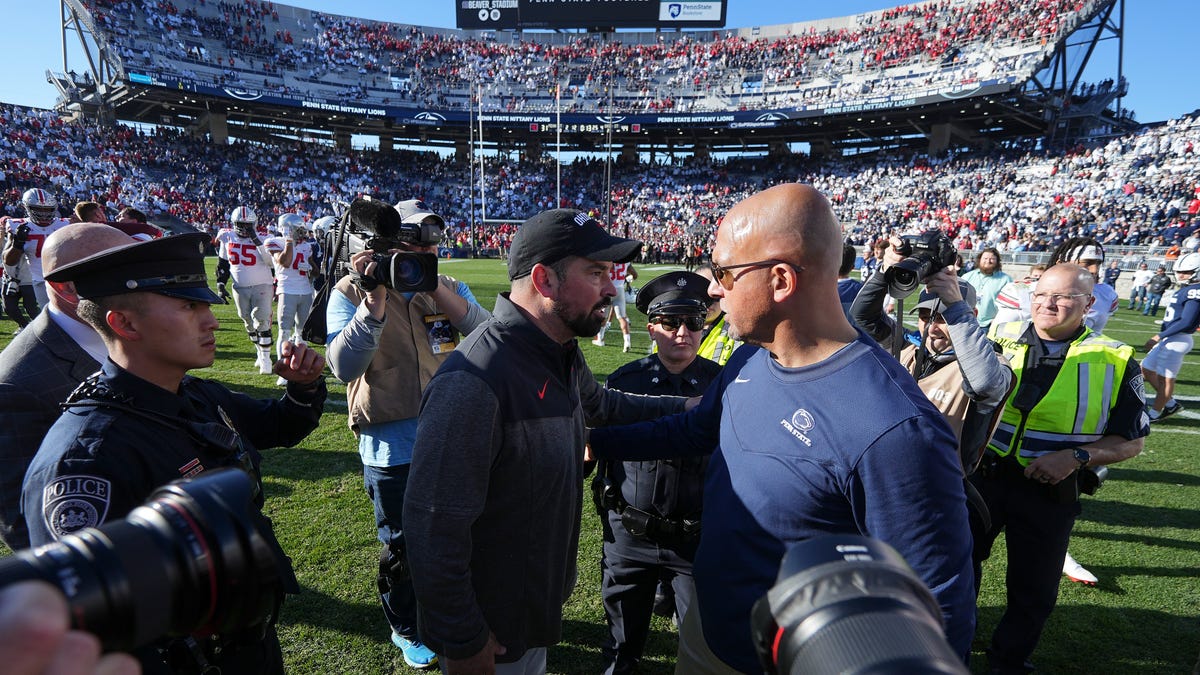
[591,475,700,547]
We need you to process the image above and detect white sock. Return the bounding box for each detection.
[623,334,631,347]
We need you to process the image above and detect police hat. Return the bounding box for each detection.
[636,271,711,316]
[909,280,977,315]
[44,232,224,304]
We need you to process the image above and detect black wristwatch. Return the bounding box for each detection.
[1072,447,1091,468]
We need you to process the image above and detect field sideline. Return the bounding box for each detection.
[0,257,1197,674]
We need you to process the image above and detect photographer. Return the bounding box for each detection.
[852,260,1014,475]
[23,233,327,674]
[325,199,490,670]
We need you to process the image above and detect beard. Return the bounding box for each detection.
[553,297,610,338]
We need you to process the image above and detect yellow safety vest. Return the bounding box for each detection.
[987,320,1132,466]
[697,315,739,366]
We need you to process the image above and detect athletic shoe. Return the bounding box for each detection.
[256,352,274,375]
[1158,401,1185,420]
[392,633,438,669]
[622,343,631,353]
[1063,552,1098,585]
[276,376,288,387]
[591,337,605,347]
[1147,407,1161,422]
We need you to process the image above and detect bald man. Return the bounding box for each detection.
[589,184,975,672]
[0,223,134,549]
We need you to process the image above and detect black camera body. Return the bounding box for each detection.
[884,230,958,298]
[338,198,439,293]
[0,469,296,652]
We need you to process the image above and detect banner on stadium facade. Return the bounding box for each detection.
[126,71,1018,133]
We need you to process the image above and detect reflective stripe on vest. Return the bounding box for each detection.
[987,320,1131,465]
[698,316,739,366]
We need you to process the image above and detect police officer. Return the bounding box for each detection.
[22,232,327,675]
[973,264,1147,674]
[593,271,721,675]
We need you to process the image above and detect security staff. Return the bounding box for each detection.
[593,271,721,675]
[972,264,1147,674]
[22,232,327,675]
[693,265,739,365]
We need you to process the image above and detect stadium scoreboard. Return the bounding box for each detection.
[456,0,726,30]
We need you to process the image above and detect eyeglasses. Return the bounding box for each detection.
[1031,292,1089,305]
[651,315,706,332]
[916,311,946,324]
[709,259,803,290]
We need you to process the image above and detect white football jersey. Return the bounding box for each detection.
[215,228,273,287]
[264,236,315,295]
[6,217,70,283]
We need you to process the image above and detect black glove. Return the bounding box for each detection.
[215,256,231,284]
[251,235,263,246]
[11,223,30,246]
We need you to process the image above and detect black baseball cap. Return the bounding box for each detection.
[507,209,641,280]
[44,232,224,304]
[636,271,710,316]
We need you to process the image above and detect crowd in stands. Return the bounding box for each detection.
[78,0,1104,115]
[5,99,1200,262]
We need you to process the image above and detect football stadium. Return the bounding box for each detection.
[0,0,1197,673]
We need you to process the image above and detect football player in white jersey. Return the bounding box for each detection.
[2,189,71,308]
[214,206,276,374]
[266,214,317,381]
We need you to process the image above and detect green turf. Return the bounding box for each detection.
[1,259,1196,673]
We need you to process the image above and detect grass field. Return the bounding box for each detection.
[1,258,1197,674]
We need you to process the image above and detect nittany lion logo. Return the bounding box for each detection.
[414,111,447,122]
[223,88,264,102]
[790,408,815,432]
[42,475,111,538]
[669,3,682,18]
[756,112,789,121]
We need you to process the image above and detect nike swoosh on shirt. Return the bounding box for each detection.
[537,378,550,399]
[734,376,751,384]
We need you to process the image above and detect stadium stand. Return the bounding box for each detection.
[4,99,1200,269]
[81,0,1106,115]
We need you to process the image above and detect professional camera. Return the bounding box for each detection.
[884,230,958,298]
[0,469,297,652]
[339,197,439,293]
[751,534,967,675]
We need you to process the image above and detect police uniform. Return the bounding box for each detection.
[593,272,721,675]
[23,233,325,675]
[971,320,1148,673]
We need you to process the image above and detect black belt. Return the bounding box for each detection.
[591,476,700,547]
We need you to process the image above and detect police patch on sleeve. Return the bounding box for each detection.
[42,475,111,538]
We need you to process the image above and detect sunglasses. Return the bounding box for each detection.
[709,259,804,290]
[916,311,946,324]
[651,315,706,332]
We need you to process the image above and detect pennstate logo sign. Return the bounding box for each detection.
[43,475,111,538]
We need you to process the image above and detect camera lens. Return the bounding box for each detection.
[752,535,966,675]
[394,255,428,288]
[0,469,295,652]
[884,258,927,298]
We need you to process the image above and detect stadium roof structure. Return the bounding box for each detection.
[47,0,1132,157]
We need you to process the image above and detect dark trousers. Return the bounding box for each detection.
[600,510,697,675]
[970,466,1080,673]
[3,284,38,327]
[364,463,419,640]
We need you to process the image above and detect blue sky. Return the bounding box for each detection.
[2,1,1197,124]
